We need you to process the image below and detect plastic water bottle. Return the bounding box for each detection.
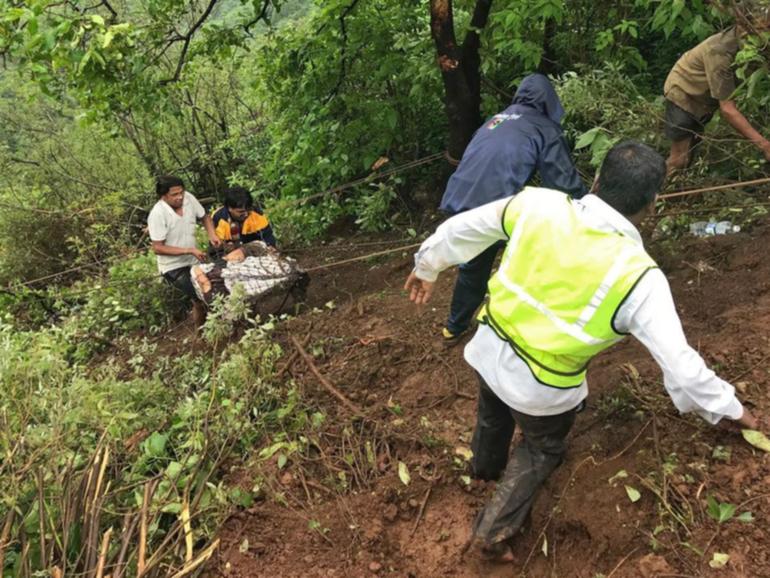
[689,221,741,237]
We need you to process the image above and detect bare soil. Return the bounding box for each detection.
[209,222,770,577]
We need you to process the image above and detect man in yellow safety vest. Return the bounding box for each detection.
[404,141,759,560]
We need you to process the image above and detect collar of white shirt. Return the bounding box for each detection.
[574,194,643,245]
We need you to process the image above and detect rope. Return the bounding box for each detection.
[653,200,770,218]
[659,176,770,200]
[13,164,769,292]
[303,242,422,272]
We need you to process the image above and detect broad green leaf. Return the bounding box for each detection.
[737,511,754,523]
[277,453,288,469]
[624,485,641,503]
[161,501,182,514]
[165,461,183,481]
[397,461,410,486]
[144,432,168,457]
[229,487,254,508]
[707,496,736,523]
[709,552,729,569]
[742,429,770,452]
[574,127,602,150]
[718,503,736,523]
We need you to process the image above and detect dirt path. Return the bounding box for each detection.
[210,224,770,577]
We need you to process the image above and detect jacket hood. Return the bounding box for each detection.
[511,73,565,124]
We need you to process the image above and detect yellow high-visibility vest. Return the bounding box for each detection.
[479,187,657,388]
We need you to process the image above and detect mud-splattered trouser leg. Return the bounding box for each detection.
[470,374,516,481]
[471,378,577,546]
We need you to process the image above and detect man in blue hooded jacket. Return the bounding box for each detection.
[438,74,586,342]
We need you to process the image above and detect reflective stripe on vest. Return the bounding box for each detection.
[478,187,657,389]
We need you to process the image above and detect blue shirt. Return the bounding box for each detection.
[440,74,586,215]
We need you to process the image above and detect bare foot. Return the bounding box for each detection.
[224,248,245,262]
[192,266,212,294]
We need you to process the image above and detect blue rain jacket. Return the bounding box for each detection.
[439,74,586,215]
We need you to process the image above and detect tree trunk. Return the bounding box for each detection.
[539,17,558,75]
[429,0,493,162]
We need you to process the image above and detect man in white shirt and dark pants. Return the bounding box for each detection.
[147,175,222,325]
[404,141,759,560]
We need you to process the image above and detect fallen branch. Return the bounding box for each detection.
[277,329,312,379]
[290,335,363,415]
[410,487,432,537]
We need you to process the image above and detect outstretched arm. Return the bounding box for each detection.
[616,268,757,428]
[719,100,770,161]
[406,197,511,304]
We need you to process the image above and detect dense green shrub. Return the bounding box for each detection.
[0,320,297,576]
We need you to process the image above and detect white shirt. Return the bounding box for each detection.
[413,193,743,424]
[147,192,206,274]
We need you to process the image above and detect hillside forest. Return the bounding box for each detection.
[2,0,770,576]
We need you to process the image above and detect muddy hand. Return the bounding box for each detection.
[404,272,435,305]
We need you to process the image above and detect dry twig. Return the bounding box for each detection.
[290,335,363,415]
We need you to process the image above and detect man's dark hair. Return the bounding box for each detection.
[596,141,665,216]
[156,175,185,197]
[223,186,253,210]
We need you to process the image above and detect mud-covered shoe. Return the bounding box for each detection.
[441,326,469,344]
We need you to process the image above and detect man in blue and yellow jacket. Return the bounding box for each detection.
[212,187,276,248]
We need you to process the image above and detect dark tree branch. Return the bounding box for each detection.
[323,0,362,104]
[159,0,220,84]
[244,0,272,35]
[101,0,118,19]
[461,0,492,100]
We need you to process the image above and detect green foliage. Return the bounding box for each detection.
[0,0,284,114]
[201,282,256,344]
[229,0,445,241]
[706,496,737,523]
[556,66,663,169]
[56,252,180,361]
[0,316,296,575]
[0,73,152,285]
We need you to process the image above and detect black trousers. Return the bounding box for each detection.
[470,374,577,545]
[162,266,197,301]
[446,240,506,335]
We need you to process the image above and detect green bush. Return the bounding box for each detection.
[0,318,298,577]
[55,252,181,361]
